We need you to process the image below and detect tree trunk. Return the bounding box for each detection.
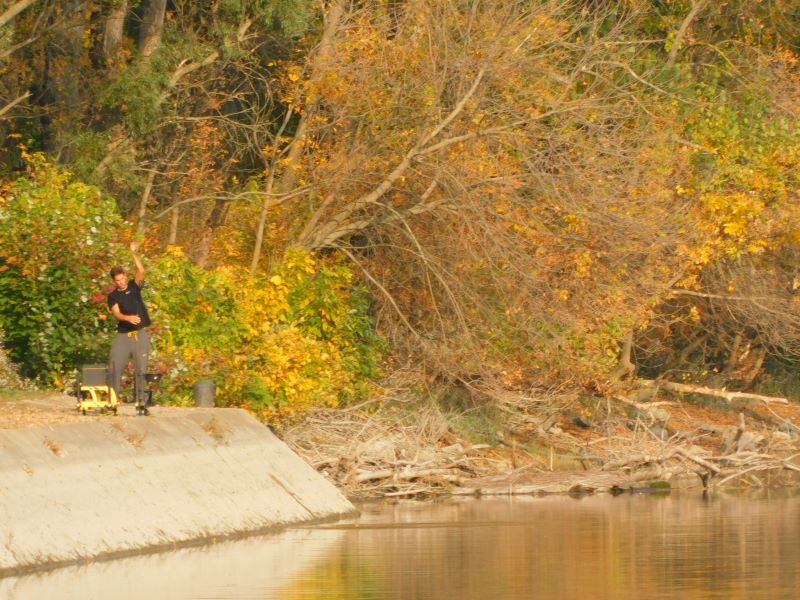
[248,0,346,273]
[613,330,635,379]
[102,0,127,65]
[250,107,293,274]
[723,331,743,376]
[250,173,276,274]
[193,199,228,268]
[666,0,709,69]
[168,205,179,245]
[60,0,89,64]
[138,0,166,58]
[38,0,88,147]
[739,346,766,390]
[136,168,156,236]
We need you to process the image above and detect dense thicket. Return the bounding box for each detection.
[2,0,800,408]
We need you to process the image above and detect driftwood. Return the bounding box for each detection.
[453,445,800,496]
[637,379,789,405]
[596,413,800,491]
[281,391,498,498]
[356,467,464,484]
[281,372,800,499]
[453,469,659,496]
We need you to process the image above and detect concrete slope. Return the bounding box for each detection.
[0,408,355,575]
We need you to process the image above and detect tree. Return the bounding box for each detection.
[235,1,683,385]
[3,0,800,402]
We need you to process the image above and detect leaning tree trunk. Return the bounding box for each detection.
[249,0,347,273]
[279,0,345,195]
[613,330,635,379]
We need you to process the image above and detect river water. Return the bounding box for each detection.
[2,492,798,599]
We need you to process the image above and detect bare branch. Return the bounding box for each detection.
[666,0,710,69]
[0,91,30,121]
[300,67,486,248]
[0,0,38,29]
[669,289,774,301]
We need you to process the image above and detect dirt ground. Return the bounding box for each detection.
[0,391,155,429]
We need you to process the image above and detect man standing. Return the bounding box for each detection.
[107,241,152,406]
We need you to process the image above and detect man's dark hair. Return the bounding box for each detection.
[110,266,126,279]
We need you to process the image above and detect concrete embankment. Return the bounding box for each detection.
[0,406,356,575]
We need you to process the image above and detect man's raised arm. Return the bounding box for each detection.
[130,241,145,285]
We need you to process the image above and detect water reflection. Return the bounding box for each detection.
[2,492,798,599]
[0,529,343,600]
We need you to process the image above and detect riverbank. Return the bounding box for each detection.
[278,378,800,498]
[2,382,799,503]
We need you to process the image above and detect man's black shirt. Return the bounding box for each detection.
[107,280,152,333]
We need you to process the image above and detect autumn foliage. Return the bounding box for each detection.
[146,246,381,419]
[0,152,127,383]
[2,0,800,412]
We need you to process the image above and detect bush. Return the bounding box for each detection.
[147,246,383,422]
[0,153,130,384]
[0,327,26,388]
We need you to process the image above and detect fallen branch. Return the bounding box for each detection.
[714,464,773,487]
[384,488,429,497]
[602,452,676,471]
[356,467,464,484]
[674,446,721,474]
[615,394,676,411]
[638,379,789,405]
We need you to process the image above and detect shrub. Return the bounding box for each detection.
[0,153,129,384]
[147,246,383,422]
[0,327,26,388]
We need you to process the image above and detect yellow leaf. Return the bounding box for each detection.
[689,306,701,322]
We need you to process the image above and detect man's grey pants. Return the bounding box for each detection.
[109,329,150,404]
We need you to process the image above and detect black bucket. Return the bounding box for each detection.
[192,380,216,407]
